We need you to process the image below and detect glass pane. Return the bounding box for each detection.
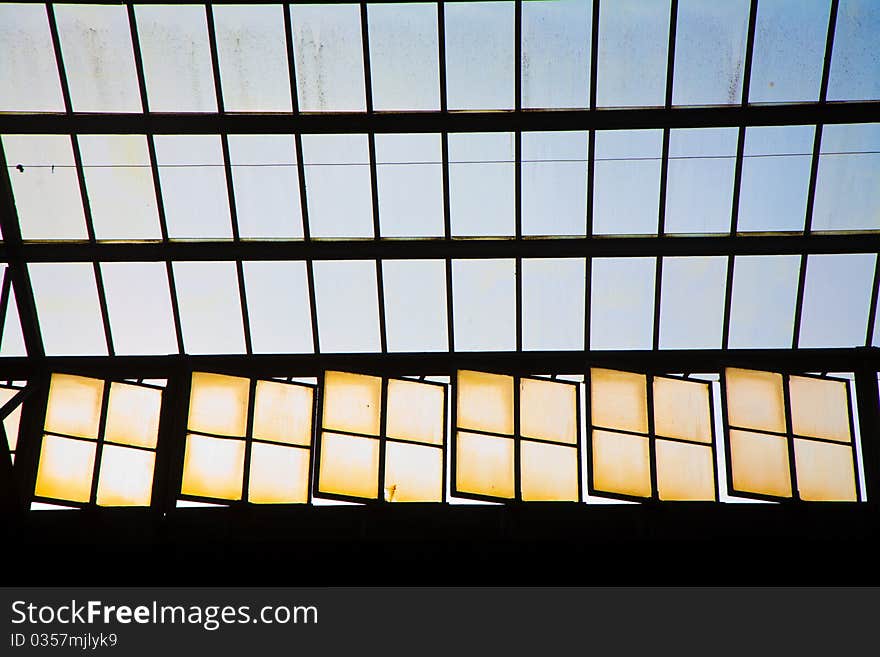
[728,255,800,349]
[789,376,851,443]
[313,260,381,353]
[799,253,875,348]
[79,135,161,240]
[301,134,373,239]
[827,0,880,101]
[590,257,656,350]
[367,3,439,111]
[154,135,232,240]
[749,0,830,103]
[445,1,514,110]
[29,263,107,356]
[672,0,750,106]
[104,382,162,449]
[375,133,444,238]
[248,442,310,504]
[520,378,577,445]
[521,441,579,502]
[188,372,250,438]
[180,434,246,501]
[452,259,516,352]
[134,5,217,112]
[665,128,738,234]
[44,373,104,440]
[813,124,880,232]
[382,259,448,352]
[0,4,64,112]
[449,133,515,237]
[594,130,662,235]
[457,370,514,436]
[229,135,303,239]
[0,288,26,358]
[34,435,96,503]
[318,432,379,499]
[659,256,727,349]
[96,445,155,507]
[590,368,648,434]
[455,431,514,499]
[101,261,178,356]
[243,261,314,354]
[322,371,382,437]
[3,402,22,453]
[652,377,712,444]
[729,429,792,497]
[655,439,715,501]
[2,135,87,241]
[794,439,857,501]
[522,131,588,236]
[290,4,365,112]
[597,0,670,107]
[738,125,814,233]
[213,5,292,112]
[252,380,314,447]
[386,379,445,446]
[55,5,141,112]
[522,258,585,351]
[173,261,246,355]
[384,441,443,502]
[521,0,591,109]
[725,368,786,433]
[591,429,651,498]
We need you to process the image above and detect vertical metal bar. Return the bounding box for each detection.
[378,376,389,502]
[11,374,50,513]
[781,374,800,501]
[439,2,455,354]
[241,378,257,504]
[646,374,659,501]
[150,371,185,515]
[87,379,112,506]
[584,1,599,351]
[514,0,523,356]
[865,258,880,347]
[853,368,880,505]
[513,375,522,502]
[0,268,10,351]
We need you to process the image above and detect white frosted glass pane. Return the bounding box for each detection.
[445,2,514,110]
[29,263,107,356]
[214,5,292,112]
[173,261,246,355]
[659,256,727,349]
[521,441,579,502]
[45,373,104,440]
[34,435,96,503]
[322,371,382,436]
[248,442,310,504]
[180,434,245,500]
[590,257,655,350]
[318,432,379,499]
[800,254,875,348]
[789,376,851,443]
[252,380,314,447]
[653,377,712,444]
[794,439,857,501]
[522,258,585,351]
[590,368,648,435]
[382,259,448,352]
[2,135,87,241]
[725,368,786,434]
[827,0,880,101]
[386,378,445,446]
[452,259,516,352]
[457,370,514,436]
[55,5,141,112]
[522,131,588,236]
[729,255,800,349]
[729,429,792,498]
[101,262,177,356]
[313,260,381,353]
[134,5,217,112]
[655,440,715,501]
[367,3,440,111]
[96,445,155,507]
[591,429,651,498]
[0,5,64,112]
[520,378,578,445]
[104,382,162,449]
[449,133,515,237]
[456,431,514,499]
[188,372,250,438]
[290,4,365,112]
[384,441,443,502]
[243,261,313,354]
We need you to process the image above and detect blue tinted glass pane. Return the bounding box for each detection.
[452,259,516,352]
[313,260,381,353]
[659,256,727,349]
[172,261,246,355]
[382,260,448,353]
[827,0,880,101]
[243,261,314,354]
[590,257,655,350]
[522,131,588,237]
[729,255,800,349]
[522,258,585,351]
[449,133,515,237]
[0,4,64,112]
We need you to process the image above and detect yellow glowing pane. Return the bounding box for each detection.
[34,435,96,503]
[520,440,579,502]
[322,371,382,436]
[318,432,379,499]
[591,429,651,498]
[385,379,445,445]
[794,439,857,501]
[252,380,314,446]
[44,374,104,439]
[96,445,155,507]
[653,377,712,444]
[520,378,577,445]
[725,368,786,433]
[248,442,310,504]
[180,434,246,500]
[789,376,851,443]
[384,441,443,502]
[187,372,250,437]
[0,388,17,408]
[655,439,715,501]
[455,430,514,498]
[590,368,648,434]
[456,370,514,435]
[4,403,22,452]
[104,382,162,448]
[729,429,792,498]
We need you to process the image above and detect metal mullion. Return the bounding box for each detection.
[791,254,808,349]
[87,380,112,507]
[718,369,738,500]
[514,2,523,359]
[438,4,454,356]
[585,0,597,348]
[852,368,879,503]
[646,374,659,501]
[819,0,840,105]
[782,374,800,501]
[160,368,192,512]
[653,433,713,449]
[707,382,720,501]
[866,256,880,347]
[518,435,580,451]
[378,376,389,502]
[241,378,257,504]
[0,269,10,350]
[101,439,156,454]
[728,424,788,439]
[791,433,861,449]
[513,375,522,502]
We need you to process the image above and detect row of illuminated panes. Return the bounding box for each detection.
[19,253,879,358]
[1,2,877,115]
[3,125,880,241]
